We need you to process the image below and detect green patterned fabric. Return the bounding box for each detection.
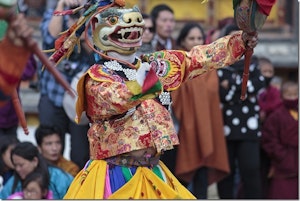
[0,20,8,41]
[152,166,164,181]
[121,167,133,182]
[121,166,165,182]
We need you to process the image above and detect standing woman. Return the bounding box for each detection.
[0,142,73,199]
[136,13,155,57]
[171,22,230,199]
[216,24,264,199]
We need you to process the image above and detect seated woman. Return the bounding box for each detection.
[7,171,53,199]
[0,136,19,189]
[0,141,73,199]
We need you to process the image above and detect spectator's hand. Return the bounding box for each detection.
[0,4,15,19]
[268,166,274,178]
[242,31,258,49]
[6,13,33,47]
[259,111,266,122]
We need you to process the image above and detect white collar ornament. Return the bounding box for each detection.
[103,60,137,81]
[103,60,172,112]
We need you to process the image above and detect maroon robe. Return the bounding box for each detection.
[261,105,298,199]
[258,85,282,118]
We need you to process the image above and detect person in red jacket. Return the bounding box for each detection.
[261,80,298,199]
[258,57,282,123]
[257,56,282,198]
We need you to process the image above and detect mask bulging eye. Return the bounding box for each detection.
[108,16,118,25]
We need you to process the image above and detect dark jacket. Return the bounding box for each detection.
[218,57,265,140]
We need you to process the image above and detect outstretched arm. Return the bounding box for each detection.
[141,31,257,91]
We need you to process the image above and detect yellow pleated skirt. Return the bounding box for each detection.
[64,160,196,199]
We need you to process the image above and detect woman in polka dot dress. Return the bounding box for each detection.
[216,32,265,198]
[217,55,265,198]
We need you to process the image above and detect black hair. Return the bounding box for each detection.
[281,80,299,96]
[258,56,272,65]
[141,13,155,33]
[176,22,206,49]
[220,24,240,37]
[150,4,173,30]
[22,171,50,199]
[35,125,63,146]
[142,13,150,19]
[0,136,19,175]
[10,142,49,194]
[258,56,274,71]
[217,17,235,30]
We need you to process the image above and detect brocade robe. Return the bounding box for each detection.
[75,32,246,160]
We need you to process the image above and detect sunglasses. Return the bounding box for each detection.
[144,26,154,33]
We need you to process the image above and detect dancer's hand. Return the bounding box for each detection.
[6,13,34,47]
[242,31,258,49]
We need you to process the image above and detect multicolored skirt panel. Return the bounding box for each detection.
[63,160,196,199]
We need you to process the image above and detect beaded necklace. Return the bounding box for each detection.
[104,60,137,81]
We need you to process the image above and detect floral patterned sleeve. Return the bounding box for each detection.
[85,75,141,118]
[75,64,144,122]
[142,31,246,91]
[76,32,246,121]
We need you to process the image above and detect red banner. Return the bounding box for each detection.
[256,0,276,16]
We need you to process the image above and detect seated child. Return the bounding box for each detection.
[7,171,53,199]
